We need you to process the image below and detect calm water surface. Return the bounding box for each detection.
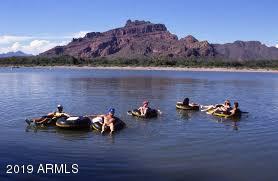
[0,67,278,181]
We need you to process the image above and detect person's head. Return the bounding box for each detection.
[225,100,231,107]
[143,101,149,107]
[183,98,189,105]
[107,108,115,117]
[234,102,239,109]
[57,104,63,113]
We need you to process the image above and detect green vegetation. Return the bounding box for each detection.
[1,56,278,70]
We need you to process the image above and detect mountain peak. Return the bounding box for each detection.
[125,20,151,27]
[181,35,198,43]
[0,51,32,58]
[123,19,167,33]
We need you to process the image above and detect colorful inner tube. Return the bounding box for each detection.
[91,117,126,132]
[56,116,91,129]
[130,109,158,118]
[207,109,241,119]
[176,103,200,111]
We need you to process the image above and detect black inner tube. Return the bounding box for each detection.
[56,116,91,129]
[131,109,158,118]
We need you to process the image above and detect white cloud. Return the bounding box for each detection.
[276,44,278,48]
[23,40,54,54]
[0,31,90,54]
[0,40,68,55]
[22,40,68,55]
[11,42,21,50]
[0,35,32,44]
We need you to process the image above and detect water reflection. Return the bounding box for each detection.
[208,116,240,130]
[25,123,120,144]
[176,110,198,120]
[25,125,91,139]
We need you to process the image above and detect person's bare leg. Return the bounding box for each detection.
[31,117,44,123]
[101,124,105,133]
[26,117,43,125]
[101,120,108,134]
[36,118,48,124]
[109,123,114,135]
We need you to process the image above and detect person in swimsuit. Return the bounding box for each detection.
[182,97,199,107]
[100,108,116,135]
[226,102,241,118]
[203,100,231,113]
[138,101,150,116]
[213,100,232,114]
[25,105,70,125]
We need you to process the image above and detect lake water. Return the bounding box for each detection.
[0,67,278,181]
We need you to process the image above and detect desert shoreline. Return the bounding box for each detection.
[18,65,278,73]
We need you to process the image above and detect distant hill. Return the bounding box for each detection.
[41,20,278,61]
[0,51,32,58]
[213,41,278,61]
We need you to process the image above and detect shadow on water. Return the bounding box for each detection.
[128,116,159,122]
[207,114,250,131]
[176,109,200,120]
[25,125,92,138]
[213,118,240,131]
[24,124,121,144]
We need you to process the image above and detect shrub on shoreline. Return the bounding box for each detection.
[0,56,278,70]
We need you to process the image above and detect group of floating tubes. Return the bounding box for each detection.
[26,115,126,133]
[56,116,126,133]
[25,101,245,134]
[176,101,244,119]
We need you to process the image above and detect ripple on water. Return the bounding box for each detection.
[0,68,278,180]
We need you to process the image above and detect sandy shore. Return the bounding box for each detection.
[30,66,278,73]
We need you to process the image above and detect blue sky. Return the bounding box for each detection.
[0,0,277,54]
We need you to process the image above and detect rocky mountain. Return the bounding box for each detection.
[0,51,32,58]
[41,20,278,61]
[213,41,278,61]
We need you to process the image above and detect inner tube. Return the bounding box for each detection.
[130,109,158,118]
[207,109,241,119]
[56,116,91,129]
[91,117,126,132]
[176,103,200,111]
[45,118,58,126]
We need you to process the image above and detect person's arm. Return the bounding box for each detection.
[226,109,235,118]
[189,102,198,106]
[62,113,70,117]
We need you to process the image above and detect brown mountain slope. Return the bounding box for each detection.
[41,20,215,59]
[213,41,278,61]
[41,20,278,61]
